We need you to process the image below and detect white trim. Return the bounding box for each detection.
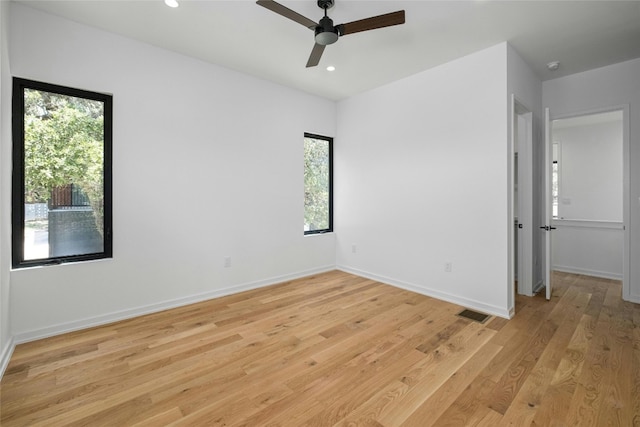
[0,336,16,380]
[552,266,622,281]
[13,265,336,344]
[551,219,624,230]
[509,94,535,315]
[508,93,516,315]
[337,265,511,319]
[622,105,631,302]
[544,107,552,300]
[625,293,640,304]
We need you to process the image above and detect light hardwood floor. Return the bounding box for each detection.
[1,270,638,426]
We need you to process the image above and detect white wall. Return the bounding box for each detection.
[552,220,623,279]
[554,119,623,221]
[336,43,510,318]
[543,58,640,302]
[5,4,337,341]
[0,0,14,376]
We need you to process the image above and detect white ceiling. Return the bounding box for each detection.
[16,0,640,101]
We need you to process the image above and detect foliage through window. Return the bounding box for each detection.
[12,78,112,268]
[304,133,333,234]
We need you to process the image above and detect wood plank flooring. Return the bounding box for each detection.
[1,270,638,426]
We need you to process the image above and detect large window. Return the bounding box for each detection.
[304,133,333,234]
[12,78,113,268]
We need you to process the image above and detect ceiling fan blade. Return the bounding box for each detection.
[339,10,405,36]
[306,43,326,68]
[256,0,317,30]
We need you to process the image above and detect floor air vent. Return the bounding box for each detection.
[457,309,490,324]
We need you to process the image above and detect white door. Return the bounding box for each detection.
[543,108,554,300]
[514,103,533,296]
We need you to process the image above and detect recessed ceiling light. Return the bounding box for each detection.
[326,65,336,72]
[547,61,560,71]
[165,0,179,8]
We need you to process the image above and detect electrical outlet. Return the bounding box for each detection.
[224,256,231,268]
[352,244,357,254]
[445,262,452,273]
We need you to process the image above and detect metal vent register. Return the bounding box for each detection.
[457,309,490,324]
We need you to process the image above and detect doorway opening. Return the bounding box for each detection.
[509,95,535,315]
[543,106,629,301]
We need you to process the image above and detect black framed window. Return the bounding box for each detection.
[304,133,333,234]
[12,78,113,268]
[552,160,558,218]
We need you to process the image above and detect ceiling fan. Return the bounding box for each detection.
[256,0,406,68]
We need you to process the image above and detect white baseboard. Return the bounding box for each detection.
[337,265,511,319]
[552,265,622,281]
[1,336,16,380]
[13,265,336,345]
[624,293,640,304]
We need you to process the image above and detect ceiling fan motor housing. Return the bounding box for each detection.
[315,16,339,45]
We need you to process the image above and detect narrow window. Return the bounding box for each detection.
[552,160,558,218]
[552,141,559,219]
[12,78,113,268]
[304,133,333,234]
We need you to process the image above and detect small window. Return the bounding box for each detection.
[12,78,113,268]
[552,160,558,218]
[552,141,559,219]
[304,133,333,234]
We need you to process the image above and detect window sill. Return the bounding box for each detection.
[11,256,113,272]
[304,231,334,237]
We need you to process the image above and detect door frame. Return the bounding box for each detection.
[545,104,630,300]
[509,94,535,315]
[544,108,552,299]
